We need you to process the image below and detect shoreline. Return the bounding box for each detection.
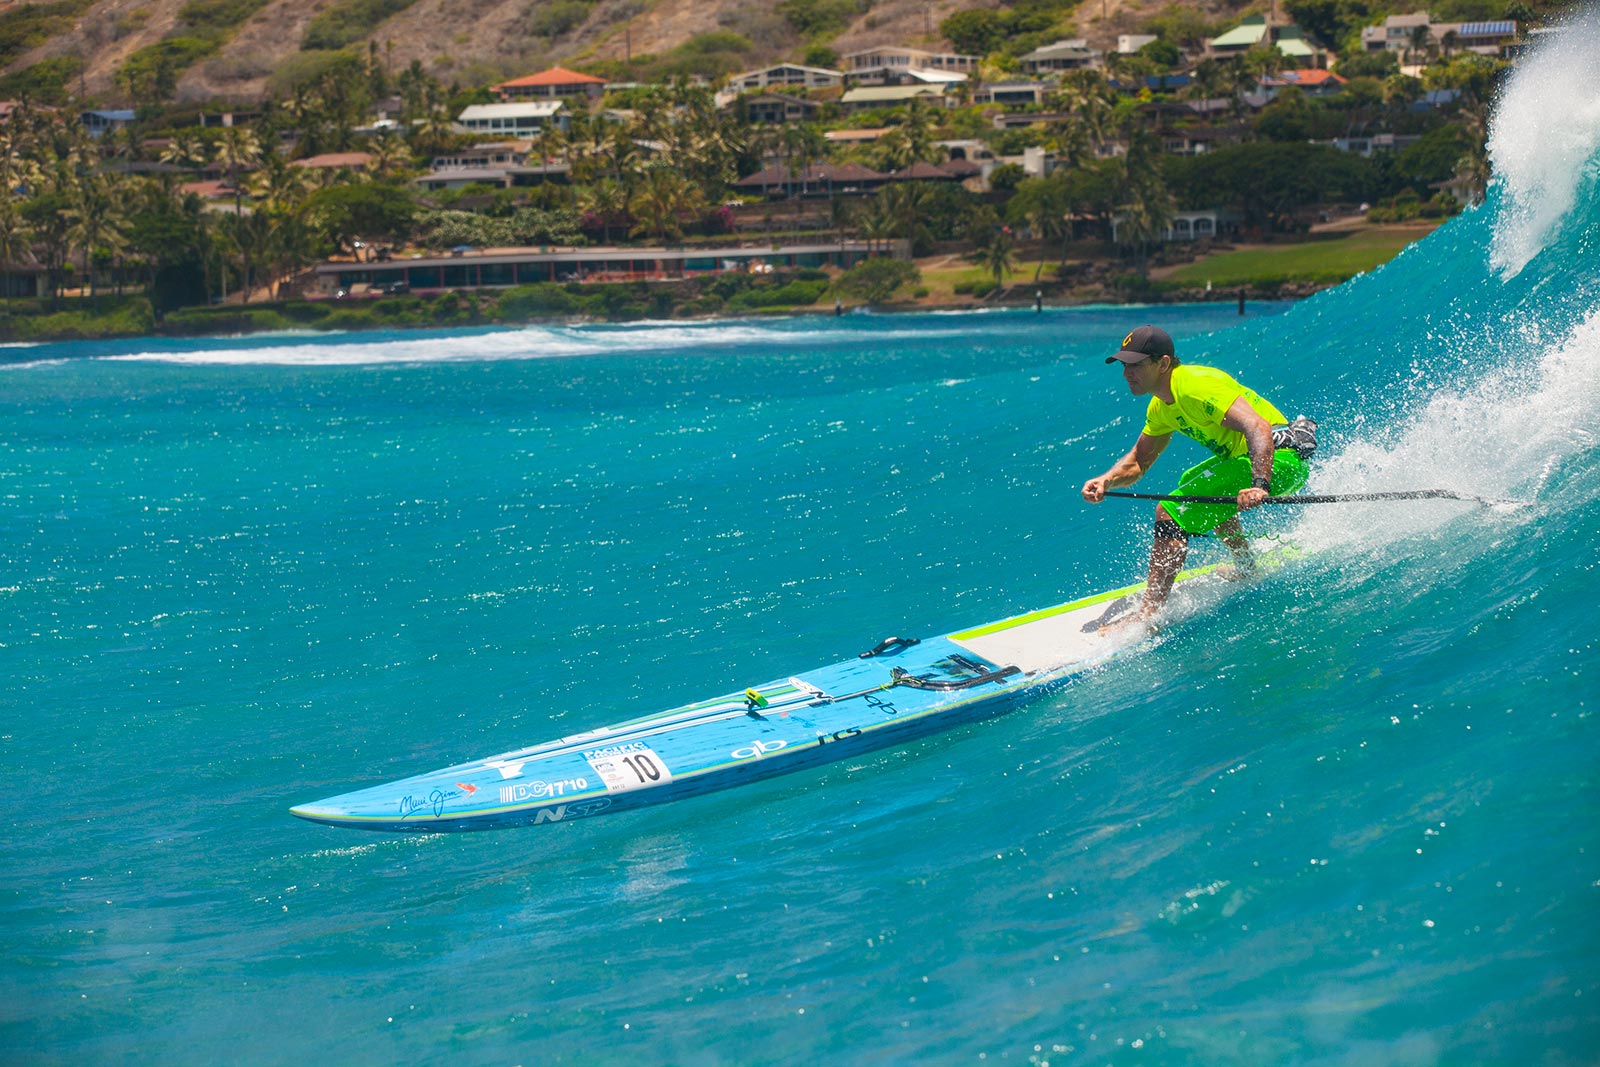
[0,278,1323,349]
[1,221,1437,347]
[0,292,1309,362]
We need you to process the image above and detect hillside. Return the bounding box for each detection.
[4,0,1245,104]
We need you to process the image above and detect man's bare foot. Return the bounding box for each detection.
[1215,561,1257,582]
[1099,610,1159,637]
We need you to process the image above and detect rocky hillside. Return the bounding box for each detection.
[5,0,1233,104]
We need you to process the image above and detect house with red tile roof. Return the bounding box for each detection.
[1261,69,1347,98]
[494,67,607,104]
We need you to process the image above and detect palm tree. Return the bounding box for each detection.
[563,112,608,184]
[1453,99,1491,205]
[972,225,1016,290]
[410,104,458,162]
[1115,128,1175,269]
[579,178,629,243]
[0,197,34,302]
[874,127,915,172]
[213,127,263,216]
[1019,197,1067,281]
[898,96,939,164]
[1183,58,1230,110]
[1407,24,1434,68]
[877,182,935,253]
[1050,69,1117,164]
[160,130,208,171]
[854,195,896,253]
[245,154,314,214]
[66,173,133,306]
[534,121,567,166]
[780,122,827,196]
[629,166,704,242]
[368,131,415,180]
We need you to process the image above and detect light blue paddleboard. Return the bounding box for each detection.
[292,553,1290,832]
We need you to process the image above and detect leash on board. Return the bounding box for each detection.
[1101,489,1530,509]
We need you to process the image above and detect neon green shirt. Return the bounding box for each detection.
[1142,365,1286,460]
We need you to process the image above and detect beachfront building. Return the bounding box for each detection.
[1359,14,1520,58]
[1111,208,1237,243]
[842,46,978,85]
[312,242,882,295]
[973,82,1049,109]
[493,67,607,104]
[740,93,823,125]
[733,162,891,198]
[410,141,573,191]
[454,102,568,136]
[839,84,950,114]
[726,64,843,92]
[1321,132,1423,157]
[80,109,136,137]
[1019,39,1103,75]
[1207,15,1321,67]
[1259,69,1347,99]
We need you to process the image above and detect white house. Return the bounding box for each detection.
[842,46,978,84]
[726,64,843,92]
[1020,39,1103,74]
[454,102,568,136]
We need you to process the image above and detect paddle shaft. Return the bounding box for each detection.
[1102,488,1513,507]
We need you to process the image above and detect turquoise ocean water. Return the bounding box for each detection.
[4,24,1598,1067]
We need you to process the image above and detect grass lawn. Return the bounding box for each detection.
[1161,227,1434,288]
[916,257,1060,300]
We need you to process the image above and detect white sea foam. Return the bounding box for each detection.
[1488,6,1600,277]
[1292,306,1600,551]
[98,319,989,367]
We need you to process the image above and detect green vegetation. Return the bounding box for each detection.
[596,31,761,82]
[0,0,1528,342]
[0,270,847,341]
[120,37,220,100]
[302,0,418,51]
[114,0,274,102]
[0,54,79,103]
[833,258,920,303]
[1162,228,1427,288]
[0,0,93,68]
[527,0,594,37]
[778,0,867,40]
[939,0,1079,61]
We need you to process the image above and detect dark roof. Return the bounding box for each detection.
[940,158,982,177]
[889,161,958,181]
[734,162,888,188]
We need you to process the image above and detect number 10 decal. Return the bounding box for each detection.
[584,743,675,794]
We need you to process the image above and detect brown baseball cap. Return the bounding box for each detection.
[1106,325,1175,364]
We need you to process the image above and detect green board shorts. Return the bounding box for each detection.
[1163,448,1310,534]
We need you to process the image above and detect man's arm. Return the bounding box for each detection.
[1222,396,1276,510]
[1082,432,1170,503]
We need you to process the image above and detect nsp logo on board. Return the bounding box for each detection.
[531,798,614,824]
[499,778,590,805]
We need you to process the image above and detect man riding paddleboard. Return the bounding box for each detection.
[1081,325,1317,625]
